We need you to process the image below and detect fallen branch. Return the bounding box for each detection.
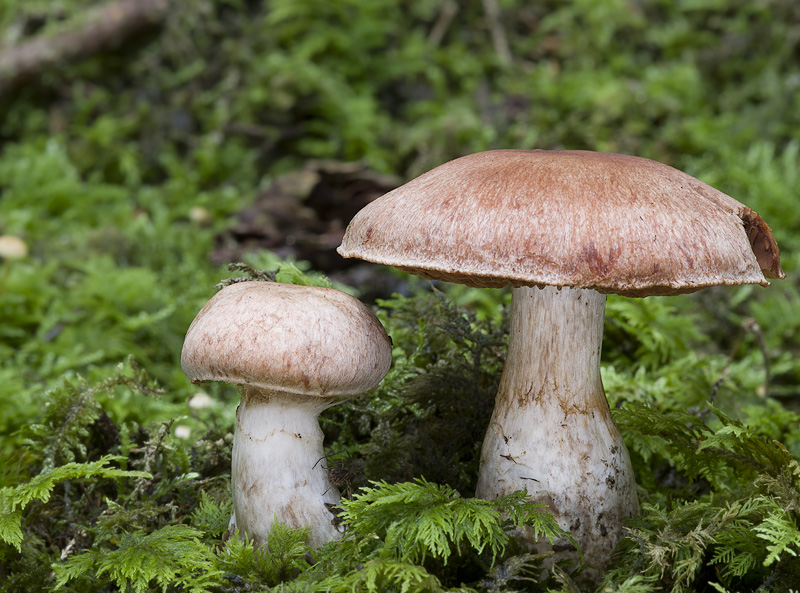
[0,0,169,95]
[481,0,512,66]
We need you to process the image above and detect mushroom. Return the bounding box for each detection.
[0,234,28,296]
[337,149,783,568]
[0,235,28,260]
[181,281,392,548]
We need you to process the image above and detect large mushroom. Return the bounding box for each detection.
[181,281,392,548]
[337,149,783,568]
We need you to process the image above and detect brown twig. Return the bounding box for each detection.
[481,0,512,66]
[0,0,170,95]
[428,0,458,47]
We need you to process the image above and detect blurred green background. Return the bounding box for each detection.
[2,0,799,446]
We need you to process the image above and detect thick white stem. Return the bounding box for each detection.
[229,387,342,548]
[476,285,638,569]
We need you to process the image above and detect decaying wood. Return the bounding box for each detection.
[213,160,400,272]
[0,0,169,95]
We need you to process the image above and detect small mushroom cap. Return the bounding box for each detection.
[181,282,392,397]
[338,150,784,297]
[0,235,29,260]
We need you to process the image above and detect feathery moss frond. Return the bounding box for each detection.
[755,508,800,566]
[21,357,162,471]
[190,490,232,539]
[609,402,800,591]
[219,524,313,586]
[314,558,455,593]
[54,524,221,593]
[474,553,542,592]
[0,456,149,551]
[605,296,705,370]
[339,478,567,567]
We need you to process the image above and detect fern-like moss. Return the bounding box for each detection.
[0,456,149,551]
[54,524,222,593]
[607,403,800,592]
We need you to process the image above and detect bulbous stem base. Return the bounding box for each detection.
[476,285,639,571]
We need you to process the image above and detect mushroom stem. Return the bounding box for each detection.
[230,386,342,548]
[476,285,639,569]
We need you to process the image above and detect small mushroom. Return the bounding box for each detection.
[181,281,392,548]
[0,234,28,297]
[338,149,783,569]
[0,235,28,260]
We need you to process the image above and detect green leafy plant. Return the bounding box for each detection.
[607,403,800,591]
[339,479,566,566]
[54,524,221,593]
[297,478,568,592]
[217,524,313,587]
[0,457,149,551]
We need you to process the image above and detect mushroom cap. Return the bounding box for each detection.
[0,235,29,260]
[338,150,783,297]
[181,281,392,397]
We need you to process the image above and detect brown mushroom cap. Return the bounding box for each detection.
[338,150,784,297]
[181,281,392,397]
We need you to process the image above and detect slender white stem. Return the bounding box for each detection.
[229,387,342,548]
[476,285,638,569]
